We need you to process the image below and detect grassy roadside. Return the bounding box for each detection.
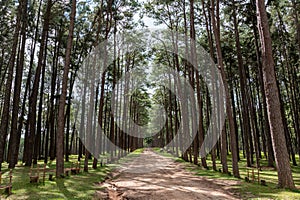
[155,148,300,200]
[0,149,144,199]
[3,148,298,199]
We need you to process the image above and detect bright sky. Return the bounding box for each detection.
[134,0,167,29]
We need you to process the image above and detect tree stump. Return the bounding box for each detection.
[261,180,267,186]
[49,174,54,181]
[30,176,39,183]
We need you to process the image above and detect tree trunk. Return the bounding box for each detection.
[256,0,295,189]
[78,67,87,161]
[211,0,239,176]
[232,2,252,168]
[50,25,63,161]
[56,0,76,177]
[0,0,23,170]
[25,0,52,166]
[34,33,48,164]
[250,0,275,166]
[7,0,27,168]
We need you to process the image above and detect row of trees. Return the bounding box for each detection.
[143,0,298,189]
[0,0,143,175]
[0,0,299,189]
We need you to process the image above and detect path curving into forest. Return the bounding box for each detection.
[95,149,241,200]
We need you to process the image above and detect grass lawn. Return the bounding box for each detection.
[2,148,299,199]
[156,148,300,200]
[0,149,143,199]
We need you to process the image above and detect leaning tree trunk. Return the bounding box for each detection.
[250,2,275,166]
[256,0,295,189]
[25,0,52,166]
[56,0,76,177]
[0,0,23,170]
[210,0,240,176]
[7,0,28,168]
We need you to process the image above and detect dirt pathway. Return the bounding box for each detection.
[95,149,241,200]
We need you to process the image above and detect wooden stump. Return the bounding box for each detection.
[30,176,39,183]
[29,164,40,183]
[0,170,13,195]
[0,185,12,195]
[49,174,54,181]
[65,170,70,177]
[261,180,267,186]
[246,167,260,183]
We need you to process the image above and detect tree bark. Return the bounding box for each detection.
[0,0,23,170]
[232,2,252,168]
[34,32,48,164]
[7,0,27,168]
[25,0,52,166]
[211,0,239,176]
[256,0,295,189]
[56,0,76,177]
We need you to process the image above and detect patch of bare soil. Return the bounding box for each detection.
[94,149,241,200]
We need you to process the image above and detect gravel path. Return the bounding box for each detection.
[95,149,241,200]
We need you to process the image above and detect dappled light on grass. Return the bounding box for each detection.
[0,155,112,199]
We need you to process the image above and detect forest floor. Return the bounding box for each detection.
[95,149,241,200]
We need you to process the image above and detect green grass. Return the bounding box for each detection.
[156,149,300,199]
[3,148,299,199]
[0,150,144,199]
